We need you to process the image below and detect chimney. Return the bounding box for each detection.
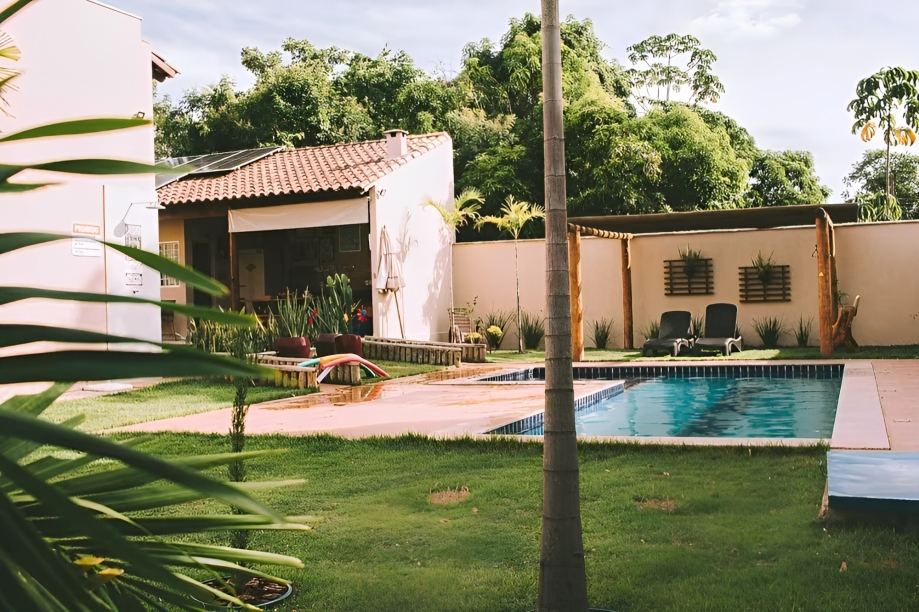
[384,129,408,159]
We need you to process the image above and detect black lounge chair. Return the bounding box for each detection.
[642,310,692,357]
[694,303,743,356]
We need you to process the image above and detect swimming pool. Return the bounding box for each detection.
[487,364,844,439]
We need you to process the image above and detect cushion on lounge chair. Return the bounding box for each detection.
[642,310,692,357]
[694,303,742,356]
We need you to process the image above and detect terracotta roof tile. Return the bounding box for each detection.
[158,132,450,206]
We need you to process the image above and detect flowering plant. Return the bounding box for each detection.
[484,325,504,351]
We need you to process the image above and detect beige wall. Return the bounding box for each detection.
[158,218,187,337]
[0,0,159,345]
[453,220,919,348]
[371,138,455,342]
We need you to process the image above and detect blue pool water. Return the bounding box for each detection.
[515,376,842,438]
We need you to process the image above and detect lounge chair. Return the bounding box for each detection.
[693,303,743,356]
[642,310,693,357]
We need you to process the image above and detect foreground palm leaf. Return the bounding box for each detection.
[0,1,308,599]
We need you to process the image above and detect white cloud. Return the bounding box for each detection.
[691,0,801,38]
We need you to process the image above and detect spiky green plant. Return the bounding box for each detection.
[751,316,790,348]
[795,315,814,347]
[691,313,705,338]
[678,246,704,279]
[589,317,614,349]
[752,250,777,285]
[276,289,316,338]
[518,309,545,351]
[639,320,660,341]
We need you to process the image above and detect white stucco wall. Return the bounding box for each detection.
[453,220,919,348]
[370,138,455,342]
[0,0,159,346]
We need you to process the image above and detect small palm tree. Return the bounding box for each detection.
[476,196,545,353]
[423,188,483,312]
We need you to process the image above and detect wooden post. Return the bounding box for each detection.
[816,213,833,357]
[228,229,239,311]
[828,221,839,324]
[568,227,585,361]
[621,238,634,350]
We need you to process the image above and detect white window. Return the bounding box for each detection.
[159,241,180,286]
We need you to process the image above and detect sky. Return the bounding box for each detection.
[116,0,919,199]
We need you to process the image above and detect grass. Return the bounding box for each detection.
[487,345,919,363]
[111,434,919,611]
[42,380,318,433]
[373,360,448,379]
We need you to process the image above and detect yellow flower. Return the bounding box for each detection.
[343,313,349,322]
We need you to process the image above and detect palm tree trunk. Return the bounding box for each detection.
[537,1,589,610]
[515,238,523,353]
[885,139,892,219]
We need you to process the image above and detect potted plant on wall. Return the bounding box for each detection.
[752,250,777,285]
[275,290,314,358]
[679,246,705,280]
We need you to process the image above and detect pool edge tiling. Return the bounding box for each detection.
[831,361,889,450]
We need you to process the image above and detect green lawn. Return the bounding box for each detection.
[43,380,317,433]
[113,435,919,611]
[487,345,919,363]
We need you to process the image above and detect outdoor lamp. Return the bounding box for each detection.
[113,201,165,237]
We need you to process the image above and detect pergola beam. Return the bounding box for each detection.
[566,223,634,352]
[568,227,585,361]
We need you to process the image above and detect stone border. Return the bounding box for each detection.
[830,361,889,450]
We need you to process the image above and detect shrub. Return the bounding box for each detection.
[484,309,512,349]
[518,310,545,350]
[795,315,814,347]
[484,325,504,351]
[751,316,789,348]
[465,332,484,344]
[589,317,614,349]
[639,320,660,341]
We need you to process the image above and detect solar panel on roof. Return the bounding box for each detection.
[155,147,283,189]
[191,146,283,174]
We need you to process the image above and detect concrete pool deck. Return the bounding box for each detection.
[117,359,917,451]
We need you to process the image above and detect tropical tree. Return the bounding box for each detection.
[537,1,588,610]
[626,33,724,111]
[745,150,831,207]
[476,196,544,353]
[423,188,483,312]
[847,66,919,218]
[844,149,919,220]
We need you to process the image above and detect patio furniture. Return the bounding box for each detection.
[832,295,860,351]
[693,303,743,356]
[641,310,693,357]
[448,307,473,343]
[161,300,181,341]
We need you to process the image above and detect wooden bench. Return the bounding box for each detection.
[363,336,486,365]
[254,353,318,389]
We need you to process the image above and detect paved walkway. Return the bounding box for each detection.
[873,360,919,451]
[109,359,919,451]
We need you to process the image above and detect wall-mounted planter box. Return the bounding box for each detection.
[664,259,714,295]
[738,265,791,302]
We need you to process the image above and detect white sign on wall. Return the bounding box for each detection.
[72,223,102,257]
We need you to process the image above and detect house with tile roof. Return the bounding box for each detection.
[158,129,456,342]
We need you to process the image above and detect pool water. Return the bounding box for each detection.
[520,377,842,438]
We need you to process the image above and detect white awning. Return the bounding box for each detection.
[227,198,369,233]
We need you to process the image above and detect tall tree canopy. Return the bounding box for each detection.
[155,14,830,240]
